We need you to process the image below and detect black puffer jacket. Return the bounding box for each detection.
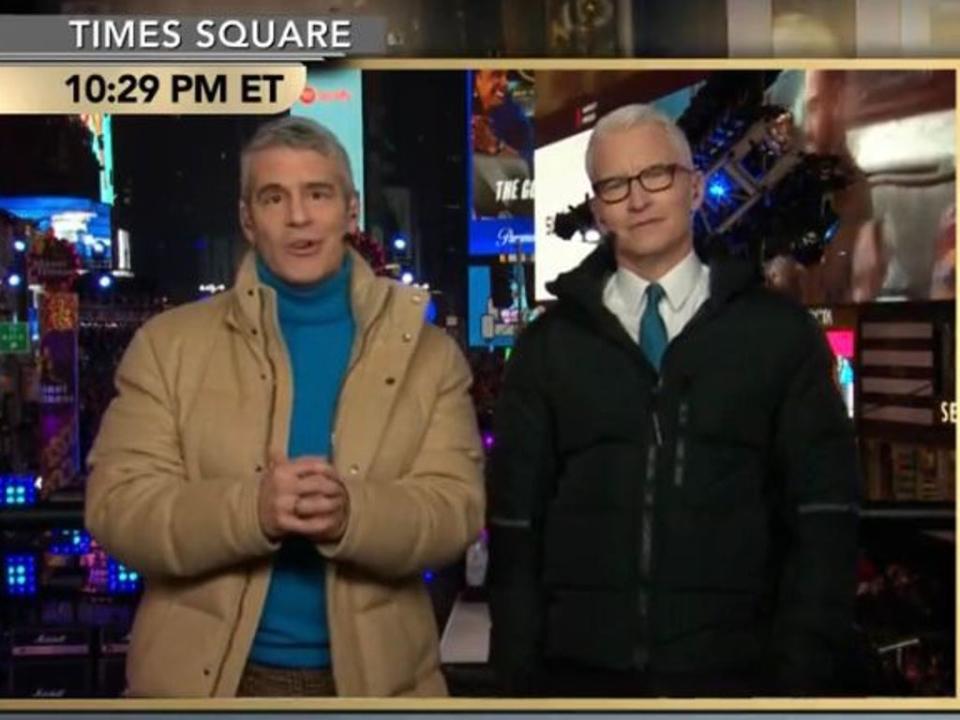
[487,245,860,697]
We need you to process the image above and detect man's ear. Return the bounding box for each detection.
[239,199,255,246]
[689,170,705,213]
[347,193,359,235]
[589,195,609,235]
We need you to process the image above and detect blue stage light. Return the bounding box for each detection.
[0,475,37,507]
[4,555,37,597]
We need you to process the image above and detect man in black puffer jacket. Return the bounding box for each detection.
[487,103,860,697]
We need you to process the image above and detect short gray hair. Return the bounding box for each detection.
[585,103,694,181]
[240,116,356,199]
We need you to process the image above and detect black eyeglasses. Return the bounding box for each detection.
[592,163,693,204]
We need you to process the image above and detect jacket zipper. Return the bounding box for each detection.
[264,295,288,456]
[581,295,721,672]
[635,377,662,671]
[629,308,712,672]
[329,291,391,457]
[674,398,689,488]
[324,286,391,692]
[217,290,281,694]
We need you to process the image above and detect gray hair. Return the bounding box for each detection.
[585,103,694,181]
[240,116,356,199]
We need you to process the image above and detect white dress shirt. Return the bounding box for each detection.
[602,251,711,343]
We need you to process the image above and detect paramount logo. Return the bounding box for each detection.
[496,227,534,248]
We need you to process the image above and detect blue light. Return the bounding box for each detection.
[7,273,21,288]
[708,181,727,198]
[423,570,435,583]
[0,196,113,268]
[400,272,414,285]
[107,557,141,594]
[0,475,37,507]
[825,220,840,242]
[13,240,26,253]
[392,236,407,251]
[98,274,113,289]
[5,554,37,596]
[50,529,91,556]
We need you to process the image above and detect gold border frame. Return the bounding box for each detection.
[343,57,960,69]
[0,55,956,712]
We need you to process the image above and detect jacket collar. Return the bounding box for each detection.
[546,241,762,317]
[610,250,707,314]
[227,245,393,337]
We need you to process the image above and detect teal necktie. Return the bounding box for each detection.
[639,283,668,371]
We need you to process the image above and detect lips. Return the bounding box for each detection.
[629,218,664,229]
[286,239,322,255]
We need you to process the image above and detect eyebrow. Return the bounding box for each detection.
[255,183,287,201]
[305,181,337,193]
[255,181,337,201]
[595,163,675,182]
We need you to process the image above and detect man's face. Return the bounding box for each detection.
[475,70,509,111]
[240,146,358,286]
[803,71,846,154]
[589,124,703,273]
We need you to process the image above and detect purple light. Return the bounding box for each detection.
[482,432,495,450]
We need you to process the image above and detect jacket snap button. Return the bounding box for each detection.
[385,377,396,385]
[255,465,263,473]
[402,332,412,342]
[246,289,254,297]
[250,328,258,336]
[348,464,360,475]
[411,295,422,304]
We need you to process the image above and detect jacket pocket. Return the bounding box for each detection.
[125,591,175,693]
[677,392,771,507]
[353,595,432,697]
[126,602,229,697]
[188,388,267,484]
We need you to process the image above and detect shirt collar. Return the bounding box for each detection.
[614,251,705,312]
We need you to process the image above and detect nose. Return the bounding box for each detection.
[626,177,652,211]
[286,194,309,227]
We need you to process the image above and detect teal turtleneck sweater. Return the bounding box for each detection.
[249,254,355,669]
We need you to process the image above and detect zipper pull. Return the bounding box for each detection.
[652,411,663,447]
